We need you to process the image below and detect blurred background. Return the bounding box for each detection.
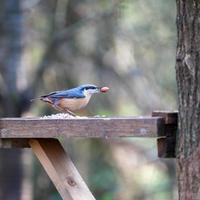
[0,0,177,199]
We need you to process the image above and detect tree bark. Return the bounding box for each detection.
[176,1,200,199]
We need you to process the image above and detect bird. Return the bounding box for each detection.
[31,84,109,116]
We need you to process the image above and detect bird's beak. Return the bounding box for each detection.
[100,86,109,93]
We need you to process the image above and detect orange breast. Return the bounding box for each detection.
[58,96,91,111]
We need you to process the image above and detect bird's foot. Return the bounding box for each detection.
[53,104,77,117]
[65,109,77,117]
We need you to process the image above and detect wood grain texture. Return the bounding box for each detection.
[0,117,164,138]
[29,139,96,200]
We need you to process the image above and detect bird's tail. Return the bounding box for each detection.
[30,97,41,102]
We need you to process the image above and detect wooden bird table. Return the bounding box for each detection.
[0,111,178,200]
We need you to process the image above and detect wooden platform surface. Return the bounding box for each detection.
[0,117,164,138]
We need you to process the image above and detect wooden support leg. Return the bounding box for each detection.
[29,138,96,200]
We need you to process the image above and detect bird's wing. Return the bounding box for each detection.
[41,91,58,97]
[42,88,85,99]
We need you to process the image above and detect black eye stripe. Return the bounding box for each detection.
[86,86,96,90]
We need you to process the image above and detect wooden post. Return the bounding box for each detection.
[152,111,178,158]
[29,138,96,200]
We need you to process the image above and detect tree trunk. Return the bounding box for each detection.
[0,0,23,199]
[176,1,200,199]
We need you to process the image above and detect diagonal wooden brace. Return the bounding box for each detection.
[152,111,178,158]
[29,138,96,200]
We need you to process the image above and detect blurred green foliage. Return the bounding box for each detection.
[88,140,118,199]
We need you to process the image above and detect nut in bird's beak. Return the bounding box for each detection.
[100,86,109,93]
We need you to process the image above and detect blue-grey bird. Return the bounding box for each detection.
[32,84,109,115]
